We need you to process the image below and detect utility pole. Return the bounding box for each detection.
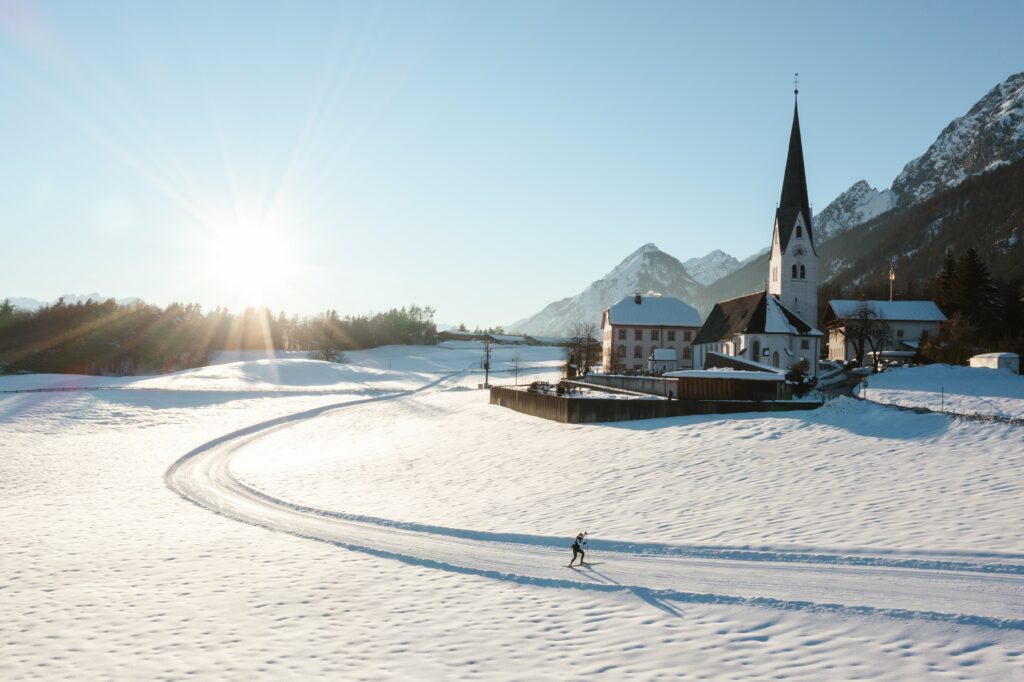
[482,341,492,388]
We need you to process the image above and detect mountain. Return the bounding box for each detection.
[510,243,701,336]
[813,180,896,241]
[6,294,139,311]
[821,155,1024,297]
[682,250,742,285]
[892,72,1024,206]
[514,73,1024,329]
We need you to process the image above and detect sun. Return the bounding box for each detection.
[200,220,295,301]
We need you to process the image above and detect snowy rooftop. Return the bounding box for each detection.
[604,294,701,327]
[827,300,946,322]
[663,369,787,382]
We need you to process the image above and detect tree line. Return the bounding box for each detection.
[824,247,1023,366]
[0,298,436,376]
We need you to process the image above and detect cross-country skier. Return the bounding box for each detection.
[569,531,587,566]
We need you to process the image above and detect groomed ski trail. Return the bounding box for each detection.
[166,375,1024,630]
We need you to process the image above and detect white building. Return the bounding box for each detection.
[692,291,822,374]
[822,300,946,362]
[601,293,702,373]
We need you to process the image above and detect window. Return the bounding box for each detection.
[796,224,802,238]
[634,329,643,341]
[651,329,660,341]
[792,264,798,278]
[800,339,810,350]
[617,345,626,358]
[633,346,642,359]
[667,330,676,342]
[683,346,692,360]
[752,339,761,358]
[684,330,692,342]
[618,328,626,340]
[772,351,780,368]
[897,329,904,338]
[800,264,806,279]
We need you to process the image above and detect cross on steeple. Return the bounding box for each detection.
[793,72,799,96]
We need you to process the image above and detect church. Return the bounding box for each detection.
[692,88,823,374]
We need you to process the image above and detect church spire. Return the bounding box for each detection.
[776,82,814,254]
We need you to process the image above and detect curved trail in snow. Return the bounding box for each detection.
[166,376,1024,629]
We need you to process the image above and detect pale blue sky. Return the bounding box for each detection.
[1,1,1021,326]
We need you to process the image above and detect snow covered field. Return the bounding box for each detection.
[3,345,1024,679]
[856,364,1024,420]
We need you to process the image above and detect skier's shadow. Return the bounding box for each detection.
[574,565,683,618]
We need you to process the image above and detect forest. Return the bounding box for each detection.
[0,298,436,376]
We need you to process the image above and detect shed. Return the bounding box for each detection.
[663,369,790,401]
[969,352,1020,374]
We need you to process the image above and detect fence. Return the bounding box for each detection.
[581,374,790,401]
[490,386,819,424]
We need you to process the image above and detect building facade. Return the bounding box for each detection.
[822,300,946,362]
[692,291,822,374]
[601,293,702,373]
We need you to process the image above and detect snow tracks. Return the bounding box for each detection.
[166,376,1024,630]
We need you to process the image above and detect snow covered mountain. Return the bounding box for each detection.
[7,293,139,311]
[812,180,896,242]
[892,72,1024,206]
[511,243,701,335]
[808,72,1024,243]
[682,249,742,285]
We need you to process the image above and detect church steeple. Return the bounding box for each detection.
[767,79,818,326]
[775,88,814,254]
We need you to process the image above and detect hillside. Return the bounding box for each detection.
[823,155,1024,295]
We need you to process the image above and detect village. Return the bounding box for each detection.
[454,91,1022,424]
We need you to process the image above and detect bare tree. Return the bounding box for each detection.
[842,302,889,370]
[309,310,347,363]
[564,320,599,377]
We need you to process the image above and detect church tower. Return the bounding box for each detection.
[768,86,818,324]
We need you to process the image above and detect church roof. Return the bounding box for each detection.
[776,97,815,255]
[604,294,702,327]
[693,291,821,345]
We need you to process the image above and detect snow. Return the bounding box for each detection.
[510,243,702,336]
[856,364,1024,420]
[3,347,1024,679]
[828,300,946,322]
[681,249,741,285]
[663,369,785,381]
[604,293,701,327]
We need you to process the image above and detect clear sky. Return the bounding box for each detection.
[2,1,1021,327]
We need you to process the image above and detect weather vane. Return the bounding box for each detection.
[794,72,799,95]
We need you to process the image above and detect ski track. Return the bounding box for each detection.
[166,373,1024,631]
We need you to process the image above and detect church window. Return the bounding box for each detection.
[633,346,642,359]
[634,329,643,341]
[752,340,761,358]
[792,264,798,278]
[772,351,780,368]
[667,330,676,341]
[796,224,802,238]
[618,328,626,340]
[800,264,806,279]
